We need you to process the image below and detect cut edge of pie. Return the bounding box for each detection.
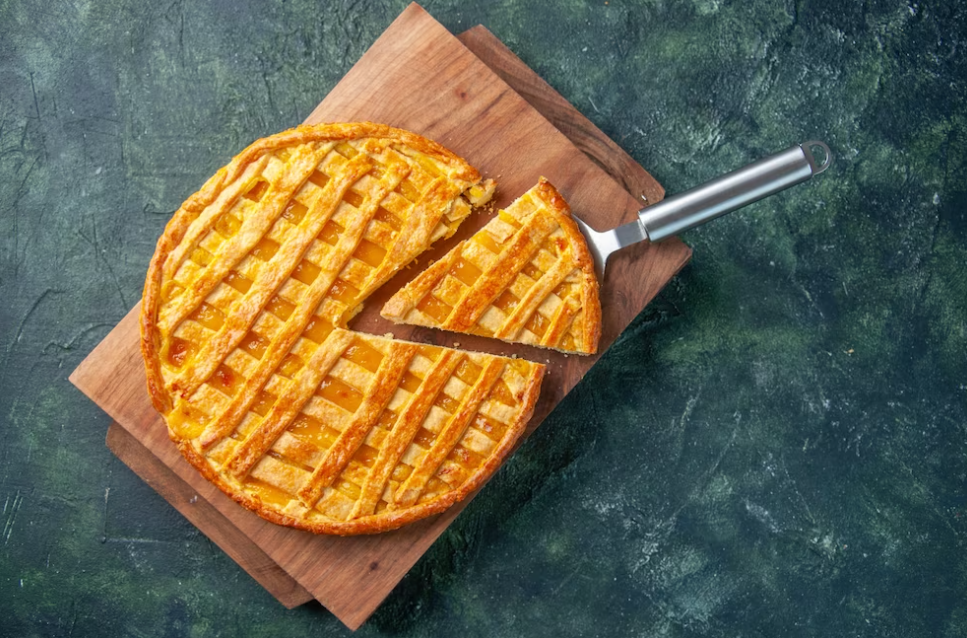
[139,122,552,536]
[380,177,602,355]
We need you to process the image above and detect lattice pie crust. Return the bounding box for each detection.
[141,123,545,535]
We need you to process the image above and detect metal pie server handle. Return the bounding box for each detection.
[639,140,832,242]
[577,141,832,278]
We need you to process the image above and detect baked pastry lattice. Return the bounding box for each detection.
[140,123,544,535]
[381,178,601,354]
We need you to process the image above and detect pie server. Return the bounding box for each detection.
[575,141,832,278]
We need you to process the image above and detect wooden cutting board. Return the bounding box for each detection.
[70,4,691,630]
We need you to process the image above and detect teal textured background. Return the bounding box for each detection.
[1,1,965,636]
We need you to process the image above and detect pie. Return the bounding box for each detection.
[140,122,545,535]
[381,177,601,354]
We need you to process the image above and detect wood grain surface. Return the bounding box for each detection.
[70,3,691,630]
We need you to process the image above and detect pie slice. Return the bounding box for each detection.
[140,122,545,535]
[381,177,601,354]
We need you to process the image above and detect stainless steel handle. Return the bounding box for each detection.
[638,141,832,242]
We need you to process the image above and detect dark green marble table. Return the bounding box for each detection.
[2,1,965,636]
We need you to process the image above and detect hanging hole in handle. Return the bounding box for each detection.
[802,140,832,175]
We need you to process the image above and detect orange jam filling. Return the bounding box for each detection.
[376,410,398,431]
[396,179,421,202]
[526,312,549,337]
[166,337,194,367]
[447,444,484,468]
[427,476,451,494]
[344,341,384,372]
[391,463,413,482]
[449,257,483,286]
[498,210,522,228]
[224,270,253,294]
[335,142,359,158]
[454,359,482,385]
[329,279,359,305]
[320,220,342,245]
[167,405,208,439]
[161,281,185,302]
[214,213,242,237]
[210,364,242,395]
[241,477,292,509]
[189,302,225,331]
[265,295,295,320]
[190,247,213,266]
[278,353,304,378]
[522,263,544,281]
[400,372,422,394]
[493,290,519,314]
[250,391,276,417]
[303,316,334,343]
[416,295,453,323]
[292,259,321,285]
[560,333,576,350]
[413,427,436,448]
[243,179,270,202]
[353,444,378,468]
[251,237,280,261]
[434,393,461,414]
[335,479,362,500]
[473,231,503,254]
[374,206,402,231]
[354,239,387,268]
[317,377,363,413]
[308,170,330,189]
[281,200,308,224]
[473,413,509,440]
[489,379,517,407]
[239,331,268,359]
[343,189,364,208]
